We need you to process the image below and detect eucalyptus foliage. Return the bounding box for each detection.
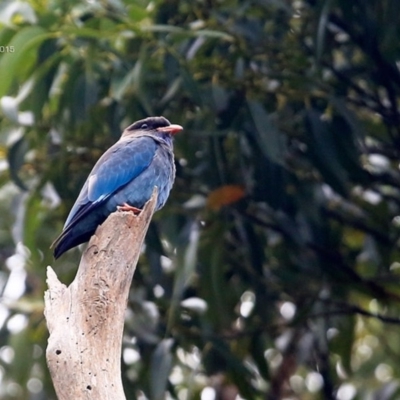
[1,0,400,399]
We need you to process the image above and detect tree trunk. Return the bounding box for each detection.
[44,191,157,400]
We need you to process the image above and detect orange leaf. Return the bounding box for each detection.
[207,185,245,211]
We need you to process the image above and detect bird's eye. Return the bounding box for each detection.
[141,124,148,129]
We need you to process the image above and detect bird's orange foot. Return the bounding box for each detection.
[117,203,142,214]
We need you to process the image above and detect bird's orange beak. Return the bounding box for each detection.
[157,124,183,135]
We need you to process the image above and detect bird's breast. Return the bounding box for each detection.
[109,144,175,211]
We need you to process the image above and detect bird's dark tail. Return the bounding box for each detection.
[51,202,107,259]
[51,228,92,259]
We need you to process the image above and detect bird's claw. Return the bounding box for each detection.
[117,203,142,214]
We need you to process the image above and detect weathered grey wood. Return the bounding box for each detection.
[44,191,157,400]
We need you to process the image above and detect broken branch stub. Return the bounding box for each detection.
[44,190,158,400]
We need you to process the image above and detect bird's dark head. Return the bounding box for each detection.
[123,116,183,137]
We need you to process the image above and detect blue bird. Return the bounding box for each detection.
[52,116,183,259]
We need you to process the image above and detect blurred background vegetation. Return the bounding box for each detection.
[1,0,400,399]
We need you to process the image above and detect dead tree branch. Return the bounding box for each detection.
[44,190,158,400]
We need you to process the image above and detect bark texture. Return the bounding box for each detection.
[44,191,157,400]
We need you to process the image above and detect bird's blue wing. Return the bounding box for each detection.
[64,135,158,229]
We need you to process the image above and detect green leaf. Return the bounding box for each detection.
[193,29,234,41]
[141,24,233,40]
[9,328,34,390]
[250,333,270,380]
[72,74,99,122]
[0,26,50,98]
[248,100,286,166]
[150,339,174,400]
[110,68,136,101]
[159,76,182,106]
[316,0,335,63]
[127,4,149,22]
[330,314,355,374]
[0,27,16,47]
[330,114,369,184]
[181,68,204,107]
[167,222,200,330]
[60,26,121,39]
[7,134,28,191]
[256,0,292,13]
[205,339,257,399]
[199,221,233,329]
[306,109,349,196]
[330,96,365,145]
